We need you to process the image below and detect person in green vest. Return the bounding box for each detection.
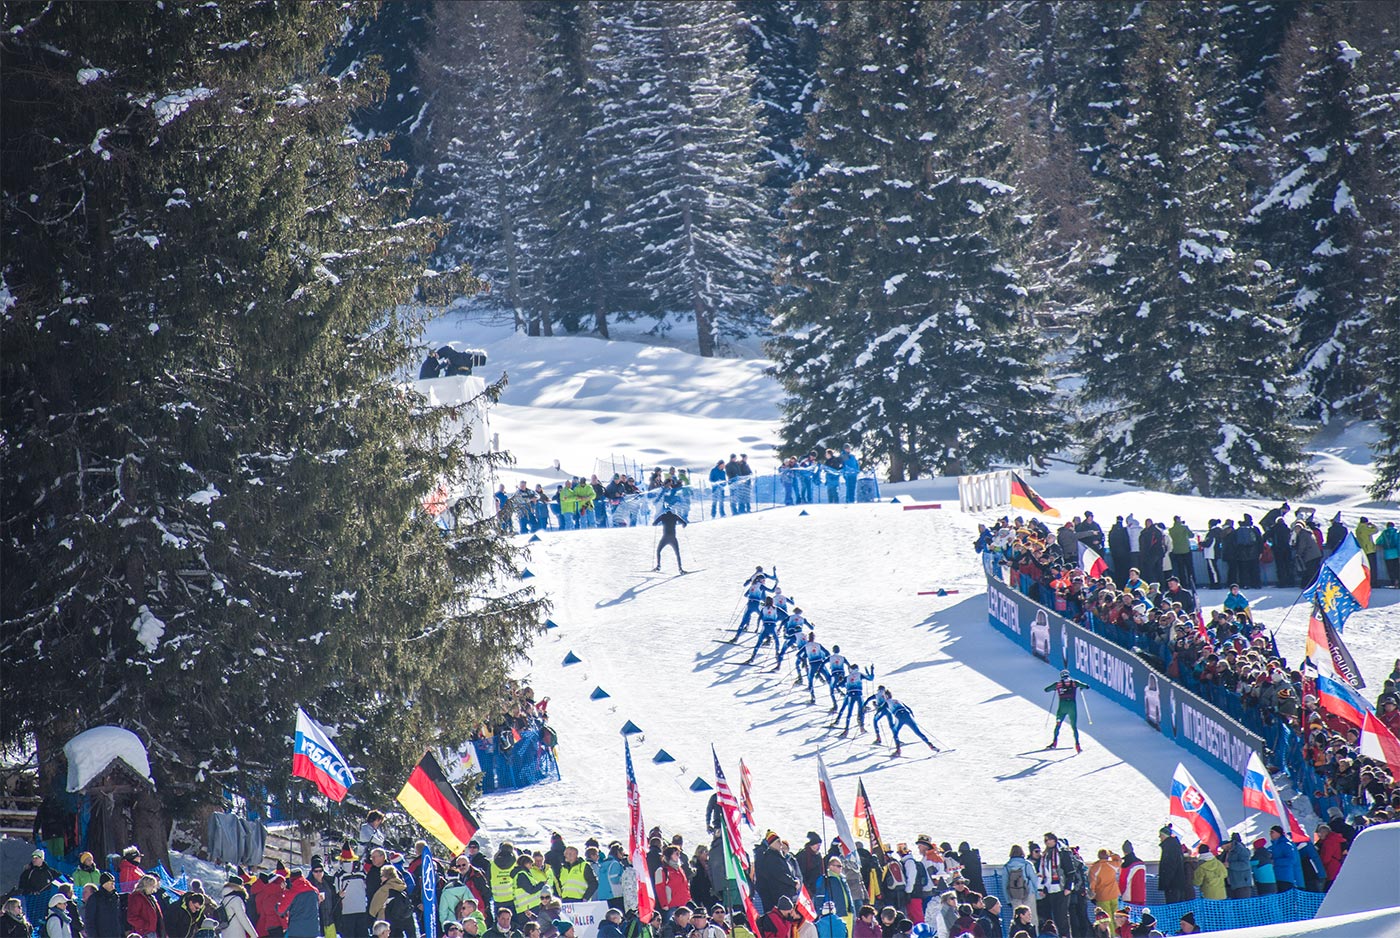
[571,481,596,530]
[551,848,597,903]
[514,856,547,919]
[559,482,579,531]
[1355,517,1379,571]
[490,845,519,917]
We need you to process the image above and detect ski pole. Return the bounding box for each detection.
[1044,691,1057,728]
[1080,690,1094,726]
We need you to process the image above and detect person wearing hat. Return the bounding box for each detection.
[277,869,323,938]
[1155,828,1191,905]
[82,873,123,938]
[18,849,59,895]
[595,844,627,912]
[596,909,625,938]
[754,834,799,921]
[1190,845,1226,901]
[45,893,72,938]
[1132,909,1160,938]
[1177,911,1199,935]
[118,847,147,890]
[759,898,799,938]
[1043,672,1090,752]
[796,835,825,896]
[1268,825,1301,892]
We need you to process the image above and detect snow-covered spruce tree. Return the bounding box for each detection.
[770,1,1061,481]
[1,1,543,841]
[1250,3,1400,423]
[327,1,431,170]
[526,1,632,337]
[1075,4,1312,498]
[420,0,542,333]
[738,0,825,194]
[593,0,773,356]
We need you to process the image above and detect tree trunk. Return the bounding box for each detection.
[887,427,907,483]
[132,786,171,870]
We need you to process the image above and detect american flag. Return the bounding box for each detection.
[712,747,751,871]
[739,758,755,828]
[624,740,655,921]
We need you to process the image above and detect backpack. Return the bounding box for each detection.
[1006,865,1027,897]
[1236,526,1257,549]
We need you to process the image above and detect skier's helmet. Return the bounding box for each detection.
[1060,669,1070,680]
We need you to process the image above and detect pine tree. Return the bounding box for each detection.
[327,1,432,169]
[1075,5,1312,497]
[420,0,541,332]
[1250,3,1400,422]
[738,0,825,193]
[593,0,774,355]
[1,1,543,843]
[770,2,1061,480]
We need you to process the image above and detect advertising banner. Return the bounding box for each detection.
[559,902,611,938]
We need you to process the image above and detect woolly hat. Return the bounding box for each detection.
[31,849,44,859]
[226,874,244,886]
[100,873,116,888]
[1180,912,1197,927]
[764,831,781,845]
[553,924,574,937]
[806,832,822,847]
[1140,911,1157,927]
[1253,838,1268,849]
[1093,909,1109,922]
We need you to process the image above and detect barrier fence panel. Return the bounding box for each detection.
[958,470,1011,513]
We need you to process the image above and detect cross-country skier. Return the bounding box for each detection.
[1045,670,1090,752]
[653,508,688,573]
[833,663,875,736]
[734,568,776,640]
[775,607,809,673]
[883,689,937,757]
[745,598,784,665]
[803,633,830,701]
[825,647,849,713]
[868,685,896,745]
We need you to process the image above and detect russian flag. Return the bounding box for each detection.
[292,707,355,801]
[1315,672,1372,728]
[1078,542,1109,579]
[1169,763,1225,852]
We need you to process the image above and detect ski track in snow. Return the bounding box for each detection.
[423,315,1399,857]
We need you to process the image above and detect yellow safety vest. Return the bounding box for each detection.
[491,862,516,903]
[554,861,588,901]
[515,867,546,912]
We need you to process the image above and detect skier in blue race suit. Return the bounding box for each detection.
[833,663,874,736]
[733,568,776,640]
[883,689,937,757]
[868,687,896,744]
[776,609,809,673]
[745,598,784,665]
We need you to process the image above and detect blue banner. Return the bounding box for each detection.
[984,572,1262,779]
[422,844,437,938]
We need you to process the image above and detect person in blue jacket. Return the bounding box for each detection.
[1268,826,1300,891]
[733,569,775,640]
[595,843,628,911]
[840,446,860,503]
[708,461,728,518]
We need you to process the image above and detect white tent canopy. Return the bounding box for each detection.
[64,726,153,792]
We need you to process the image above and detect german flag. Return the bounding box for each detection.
[1008,471,1059,518]
[396,750,479,854]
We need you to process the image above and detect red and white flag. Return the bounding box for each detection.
[1078,541,1109,579]
[1361,711,1400,777]
[624,740,656,921]
[816,752,857,857]
[795,883,818,923]
[739,759,756,828]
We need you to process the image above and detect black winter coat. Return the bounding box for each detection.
[754,849,799,914]
[84,890,125,938]
[1157,836,1189,897]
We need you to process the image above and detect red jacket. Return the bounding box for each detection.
[276,876,320,918]
[251,876,288,935]
[1317,832,1346,881]
[127,890,164,937]
[1117,859,1146,905]
[119,860,147,890]
[655,865,691,909]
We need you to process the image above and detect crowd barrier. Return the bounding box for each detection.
[472,726,559,794]
[506,468,883,532]
[983,567,1264,780]
[979,865,1324,936]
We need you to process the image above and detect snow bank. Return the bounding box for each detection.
[1316,821,1400,918]
[64,726,153,792]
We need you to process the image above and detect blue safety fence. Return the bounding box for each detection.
[979,869,1323,936]
[508,467,884,534]
[473,726,560,794]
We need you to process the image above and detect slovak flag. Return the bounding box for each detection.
[1168,763,1225,852]
[292,708,355,801]
[1242,752,1308,843]
[1315,673,1372,728]
[1078,542,1109,579]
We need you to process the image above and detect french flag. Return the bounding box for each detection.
[1078,542,1109,579]
[1315,672,1372,728]
[1324,532,1372,608]
[1169,763,1225,852]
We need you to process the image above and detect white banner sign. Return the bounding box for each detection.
[559,902,610,938]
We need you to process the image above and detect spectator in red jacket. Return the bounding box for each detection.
[251,873,288,937]
[1116,842,1146,905]
[119,847,147,890]
[1315,825,1346,887]
[126,876,164,938]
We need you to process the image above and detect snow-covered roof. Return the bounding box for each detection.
[64,726,154,792]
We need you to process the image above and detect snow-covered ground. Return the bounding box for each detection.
[422,312,1399,859]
